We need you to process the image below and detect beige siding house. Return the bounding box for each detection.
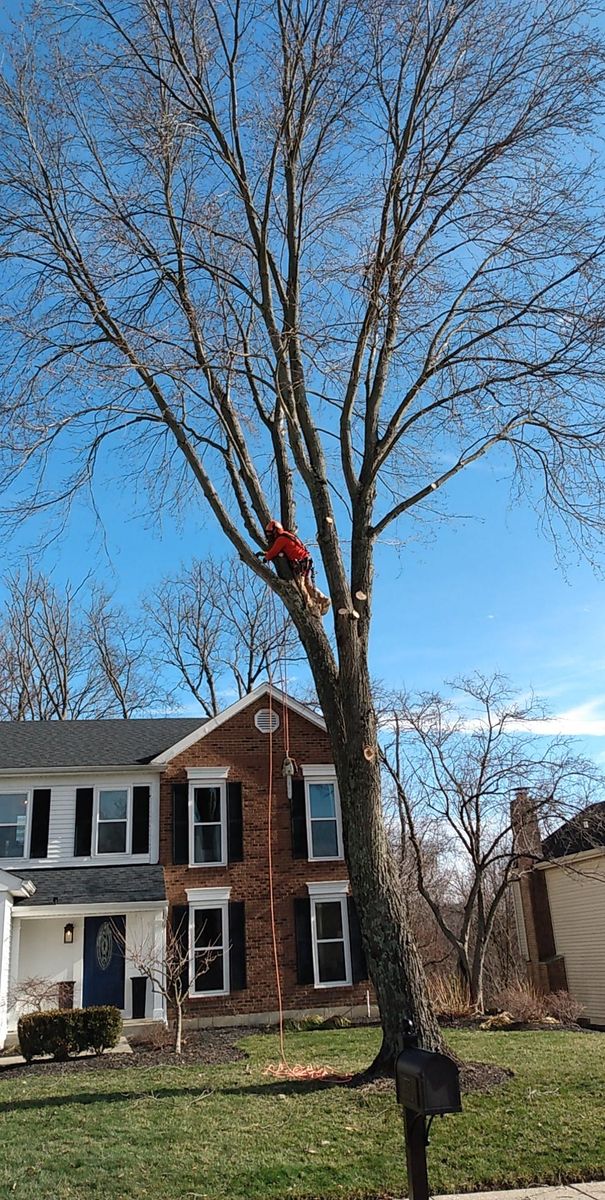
[513,796,605,1027]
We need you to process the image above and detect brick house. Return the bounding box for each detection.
[512,791,605,1027]
[0,684,370,1046]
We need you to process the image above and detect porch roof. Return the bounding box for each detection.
[10,865,166,907]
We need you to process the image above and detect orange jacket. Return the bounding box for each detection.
[265,531,309,564]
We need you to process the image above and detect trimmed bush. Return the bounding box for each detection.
[82,1006,123,1053]
[18,1006,122,1063]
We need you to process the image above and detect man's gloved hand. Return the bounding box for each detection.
[255,551,266,561]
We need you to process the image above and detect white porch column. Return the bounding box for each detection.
[152,908,167,1023]
[0,894,13,1049]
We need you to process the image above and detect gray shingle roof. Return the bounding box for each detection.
[542,802,605,860]
[0,718,206,770]
[11,865,166,906]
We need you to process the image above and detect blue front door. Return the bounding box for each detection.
[83,916,125,1009]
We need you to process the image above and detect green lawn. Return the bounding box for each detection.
[0,1029,603,1200]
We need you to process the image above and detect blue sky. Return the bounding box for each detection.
[6,434,605,766]
[0,1,604,766]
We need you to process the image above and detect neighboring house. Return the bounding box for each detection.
[0,685,370,1047]
[512,792,605,1027]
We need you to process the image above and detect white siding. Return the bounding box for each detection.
[8,908,164,1030]
[47,786,76,861]
[0,772,161,869]
[546,855,605,1025]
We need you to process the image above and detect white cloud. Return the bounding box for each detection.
[514,699,605,737]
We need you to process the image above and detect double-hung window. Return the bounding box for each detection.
[97,788,129,854]
[0,792,29,860]
[188,768,228,867]
[188,888,230,996]
[303,767,343,861]
[308,882,352,987]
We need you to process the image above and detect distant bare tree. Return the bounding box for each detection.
[382,674,603,1010]
[0,567,158,719]
[87,588,160,717]
[2,0,605,1066]
[146,558,301,715]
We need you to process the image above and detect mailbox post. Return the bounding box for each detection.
[395,1024,462,1200]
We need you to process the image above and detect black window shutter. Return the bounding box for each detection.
[294,897,314,985]
[227,782,244,863]
[348,896,369,982]
[74,788,94,857]
[132,786,150,855]
[291,779,308,859]
[229,901,247,990]
[171,905,190,998]
[30,789,51,859]
[172,783,189,865]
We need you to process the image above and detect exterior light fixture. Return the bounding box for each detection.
[63,923,74,945]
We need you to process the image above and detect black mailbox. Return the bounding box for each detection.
[396,1047,461,1116]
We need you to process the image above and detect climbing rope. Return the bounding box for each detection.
[262,588,347,1083]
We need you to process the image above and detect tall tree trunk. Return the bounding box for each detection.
[312,643,444,1073]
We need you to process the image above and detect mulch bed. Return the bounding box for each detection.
[354,1059,511,1096]
[0,1029,250,1079]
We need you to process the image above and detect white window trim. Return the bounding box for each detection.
[187,767,231,781]
[302,768,344,862]
[307,880,349,896]
[186,886,231,904]
[0,789,31,865]
[188,773,229,869]
[94,786,131,857]
[189,896,230,998]
[308,886,352,989]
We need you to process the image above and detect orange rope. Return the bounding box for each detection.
[266,642,287,1066]
[263,587,344,1084]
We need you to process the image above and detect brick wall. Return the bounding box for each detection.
[161,697,372,1020]
[511,790,568,993]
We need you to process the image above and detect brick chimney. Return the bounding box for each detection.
[511,788,542,861]
[510,788,568,994]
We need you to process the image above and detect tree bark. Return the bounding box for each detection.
[174,1004,183,1055]
[311,638,445,1073]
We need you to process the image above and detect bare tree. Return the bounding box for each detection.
[382,674,603,1010]
[146,557,301,715]
[113,915,218,1054]
[86,588,160,717]
[9,976,62,1015]
[1,1,605,1066]
[0,567,158,719]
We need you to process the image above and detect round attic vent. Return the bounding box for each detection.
[254,708,280,734]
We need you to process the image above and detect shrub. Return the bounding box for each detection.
[493,982,546,1024]
[18,1006,122,1063]
[429,974,474,1020]
[82,1007,123,1054]
[543,990,585,1024]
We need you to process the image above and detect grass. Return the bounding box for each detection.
[0,1029,604,1200]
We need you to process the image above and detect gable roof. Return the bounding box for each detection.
[0,718,206,772]
[542,802,605,860]
[149,682,326,764]
[0,687,325,773]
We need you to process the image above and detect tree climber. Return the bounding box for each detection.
[259,521,331,617]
